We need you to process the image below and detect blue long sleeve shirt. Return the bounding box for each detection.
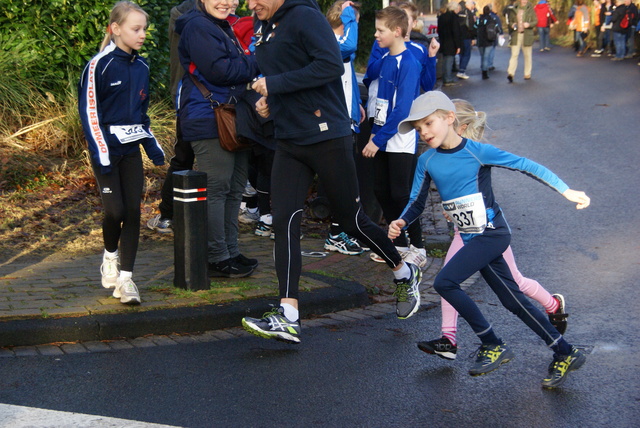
[400,138,570,243]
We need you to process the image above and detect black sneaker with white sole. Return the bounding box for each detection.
[242,307,301,344]
[208,258,254,278]
[548,293,568,335]
[232,253,258,269]
[418,336,458,360]
[324,232,364,255]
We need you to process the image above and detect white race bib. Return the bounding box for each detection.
[373,98,389,126]
[110,124,151,144]
[442,192,487,234]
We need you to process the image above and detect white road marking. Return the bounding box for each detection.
[0,403,179,427]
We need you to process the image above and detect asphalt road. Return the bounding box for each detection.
[1,45,639,427]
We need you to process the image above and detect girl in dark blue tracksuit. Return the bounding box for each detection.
[392,91,591,388]
[78,1,165,305]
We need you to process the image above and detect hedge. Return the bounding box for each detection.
[1,0,174,98]
[0,0,381,101]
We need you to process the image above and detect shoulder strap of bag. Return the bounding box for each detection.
[188,73,220,108]
[188,23,243,106]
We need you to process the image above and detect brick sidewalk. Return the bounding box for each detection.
[0,186,454,346]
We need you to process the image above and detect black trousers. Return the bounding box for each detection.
[271,136,402,300]
[373,151,424,249]
[92,150,144,272]
[159,119,195,220]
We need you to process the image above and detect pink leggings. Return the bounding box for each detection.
[441,232,558,338]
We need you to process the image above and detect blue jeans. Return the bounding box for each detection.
[443,55,455,82]
[478,46,490,71]
[575,31,586,52]
[459,38,472,72]
[626,26,636,56]
[538,27,550,50]
[487,41,497,68]
[190,138,248,263]
[602,29,612,51]
[614,31,627,58]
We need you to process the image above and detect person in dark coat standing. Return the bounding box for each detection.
[438,1,463,86]
[476,5,495,79]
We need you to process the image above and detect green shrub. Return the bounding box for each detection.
[0,0,173,99]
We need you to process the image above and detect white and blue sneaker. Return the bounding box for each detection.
[147,214,173,234]
[324,232,364,255]
[255,221,273,237]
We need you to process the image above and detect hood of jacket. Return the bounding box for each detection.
[251,0,351,144]
[269,0,320,22]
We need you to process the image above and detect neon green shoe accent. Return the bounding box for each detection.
[542,348,586,389]
[469,343,515,376]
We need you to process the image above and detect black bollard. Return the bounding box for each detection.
[173,170,208,290]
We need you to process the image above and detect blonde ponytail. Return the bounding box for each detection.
[452,99,487,141]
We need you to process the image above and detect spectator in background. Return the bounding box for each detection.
[438,1,463,86]
[590,0,603,54]
[409,11,431,49]
[486,4,503,71]
[573,0,590,56]
[610,0,636,60]
[147,0,196,234]
[592,0,615,57]
[456,0,477,80]
[476,5,496,80]
[534,0,557,51]
[623,0,638,58]
[505,0,538,82]
[362,6,427,268]
[322,0,368,256]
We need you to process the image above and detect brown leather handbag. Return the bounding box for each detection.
[188,74,251,152]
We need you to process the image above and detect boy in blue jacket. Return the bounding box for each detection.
[362,7,426,267]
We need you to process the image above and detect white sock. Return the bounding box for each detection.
[247,207,258,214]
[119,270,132,280]
[260,214,272,225]
[393,263,411,280]
[104,249,118,260]
[280,303,299,321]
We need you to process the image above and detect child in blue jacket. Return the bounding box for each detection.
[78,1,165,305]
